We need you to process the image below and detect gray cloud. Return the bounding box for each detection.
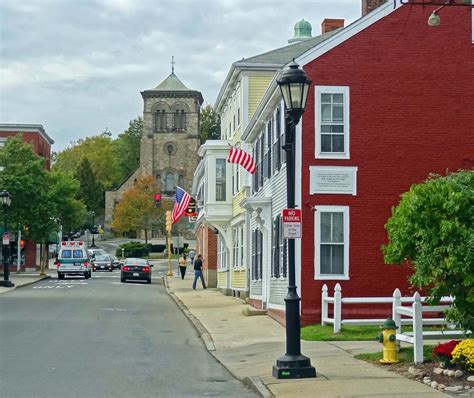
[0,0,360,150]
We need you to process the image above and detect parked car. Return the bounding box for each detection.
[121,258,153,284]
[110,255,122,270]
[92,254,114,272]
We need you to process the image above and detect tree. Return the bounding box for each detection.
[382,170,474,331]
[75,157,103,212]
[199,104,220,143]
[0,136,85,268]
[113,117,142,180]
[54,135,121,189]
[112,176,171,243]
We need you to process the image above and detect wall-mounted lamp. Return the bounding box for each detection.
[427,10,441,26]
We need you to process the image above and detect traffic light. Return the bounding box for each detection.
[165,211,172,233]
[154,193,161,208]
[19,239,25,250]
[185,198,197,217]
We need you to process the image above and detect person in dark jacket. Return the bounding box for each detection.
[192,254,206,290]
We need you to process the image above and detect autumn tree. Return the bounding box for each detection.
[382,170,474,331]
[199,104,220,143]
[112,176,171,243]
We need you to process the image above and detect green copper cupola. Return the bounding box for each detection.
[288,19,312,43]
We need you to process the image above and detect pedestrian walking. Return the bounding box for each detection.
[189,249,195,266]
[192,254,206,290]
[178,253,187,280]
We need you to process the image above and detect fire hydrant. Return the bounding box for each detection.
[376,317,399,364]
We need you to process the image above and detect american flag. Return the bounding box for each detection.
[226,146,256,174]
[171,186,192,224]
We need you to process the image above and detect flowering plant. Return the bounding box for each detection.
[432,340,460,367]
[451,339,474,372]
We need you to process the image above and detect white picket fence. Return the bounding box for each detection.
[321,284,468,363]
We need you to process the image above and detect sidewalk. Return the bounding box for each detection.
[165,274,447,398]
[0,272,50,294]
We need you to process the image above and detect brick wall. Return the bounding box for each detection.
[299,6,474,325]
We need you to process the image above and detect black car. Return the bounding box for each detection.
[92,254,114,272]
[110,255,122,270]
[121,258,152,284]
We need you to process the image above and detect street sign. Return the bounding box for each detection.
[2,232,10,245]
[189,216,198,223]
[282,209,302,239]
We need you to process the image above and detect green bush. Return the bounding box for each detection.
[116,242,151,258]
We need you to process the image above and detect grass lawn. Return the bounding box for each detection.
[301,324,444,342]
[355,345,434,364]
[301,324,382,341]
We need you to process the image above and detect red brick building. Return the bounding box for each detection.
[195,224,218,287]
[0,124,55,270]
[295,2,474,324]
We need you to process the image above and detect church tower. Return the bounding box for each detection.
[140,68,203,197]
[104,66,203,235]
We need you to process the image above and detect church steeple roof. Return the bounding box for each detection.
[152,72,192,91]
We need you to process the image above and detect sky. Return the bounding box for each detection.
[0,0,361,151]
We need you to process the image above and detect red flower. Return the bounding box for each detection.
[433,340,461,359]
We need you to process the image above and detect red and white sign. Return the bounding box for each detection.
[282,209,302,239]
[2,233,10,245]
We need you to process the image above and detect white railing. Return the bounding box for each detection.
[322,284,468,363]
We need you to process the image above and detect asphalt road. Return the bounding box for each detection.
[0,265,257,397]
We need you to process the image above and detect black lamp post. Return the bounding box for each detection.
[91,211,96,248]
[0,190,14,287]
[272,61,315,379]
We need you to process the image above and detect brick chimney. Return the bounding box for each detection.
[362,0,387,17]
[321,19,345,34]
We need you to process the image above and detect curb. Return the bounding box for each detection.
[162,276,274,397]
[162,276,216,351]
[0,275,51,294]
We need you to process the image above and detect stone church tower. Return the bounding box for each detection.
[104,70,203,235]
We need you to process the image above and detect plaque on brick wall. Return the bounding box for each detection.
[309,166,357,195]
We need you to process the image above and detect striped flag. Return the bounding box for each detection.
[171,186,192,224]
[226,146,256,174]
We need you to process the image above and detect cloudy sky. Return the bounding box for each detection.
[1,0,361,151]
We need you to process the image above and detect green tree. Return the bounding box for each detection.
[382,170,474,331]
[113,117,142,180]
[199,104,220,143]
[75,157,103,212]
[54,135,121,189]
[112,176,171,243]
[0,136,86,268]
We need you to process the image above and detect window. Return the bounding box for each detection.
[178,175,184,188]
[73,250,83,258]
[216,159,226,201]
[279,105,286,166]
[240,227,244,268]
[237,108,241,126]
[272,215,288,278]
[233,227,239,268]
[156,174,161,189]
[266,120,272,178]
[314,206,349,280]
[252,229,263,280]
[232,163,240,196]
[154,110,167,132]
[173,110,186,130]
[233,115,236,131]
[315,86,349,159]
[165,172,174,192]
[217,237,227,270]
[61,250,72,258]
[272,108,281,173]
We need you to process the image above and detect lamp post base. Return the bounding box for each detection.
[272,354,316,379]
[0,280,15,288]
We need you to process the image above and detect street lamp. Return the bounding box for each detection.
[0,190,14,287]
[272,61,315,379]
[90,211,96,248]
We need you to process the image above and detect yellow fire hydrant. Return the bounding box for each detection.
[376,317,399,364]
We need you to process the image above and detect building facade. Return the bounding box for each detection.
[105,71,203,235]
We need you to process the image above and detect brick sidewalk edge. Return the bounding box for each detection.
[162,276,273,398]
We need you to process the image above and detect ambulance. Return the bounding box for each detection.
[57,241,92,279]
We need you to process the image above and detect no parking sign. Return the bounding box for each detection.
[282,209,302,239]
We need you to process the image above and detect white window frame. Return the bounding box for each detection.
[314,205,349,280]
[315,86,350,160]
